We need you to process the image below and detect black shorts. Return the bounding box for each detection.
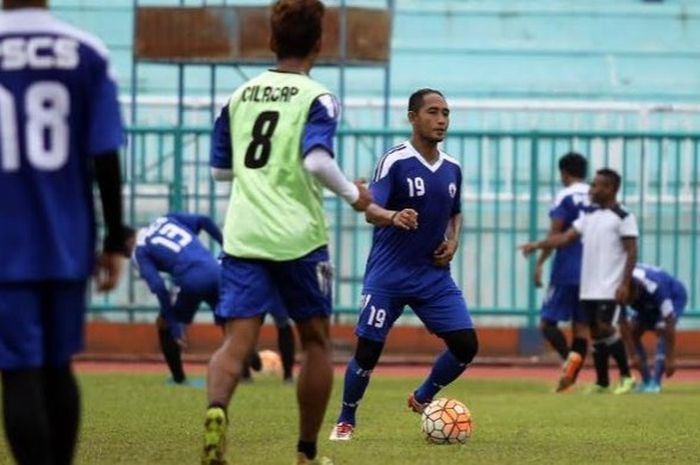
[581,300,623,327]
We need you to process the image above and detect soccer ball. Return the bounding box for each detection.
[420,398,473,444]
[258,349,282,376]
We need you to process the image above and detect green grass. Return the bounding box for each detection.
[2,374,700,465]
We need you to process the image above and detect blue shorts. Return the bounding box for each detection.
[355,283,473,343]
[171,264,220,324]
[630,293,688,331]
[217,246,332,323]
[265,290,291,328]
[0,281,87,370]
[540,284,586,324]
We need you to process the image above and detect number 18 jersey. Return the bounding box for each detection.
[217,70,335,261]
[0,10,124,282]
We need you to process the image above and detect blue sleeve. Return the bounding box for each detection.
[88,57,125,155]
[370,168,394,208]
[210,105,232,169]
[451,169,462,216]
[550,195,575,222]
[168,213,223,245]
[134,247,171,312]
[301,94,340,158]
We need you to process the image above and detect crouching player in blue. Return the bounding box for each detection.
[126,213,224,385]
[127,213,297,385]
[329,89,478,441]
[623,264,687,393]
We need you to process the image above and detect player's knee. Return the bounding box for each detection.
[354,337,384,371]
[442,329,478,364]
[296,317,331,352]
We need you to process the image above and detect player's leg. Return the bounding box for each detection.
[596,303,634,394]
[555,287,588,392]
[540,285,569,360]
[651,327,667,390]
[202,255,270,465]
[276,320,296,382]
[156,315,187,383]
[274,247,335,463]
[43,281,88,465]
[0,283,53,465]
[294,316,333,459]
[332,293,401,437]
[412,286,477,410]
[585,301,611,391]
[628,319,651,386]
[269,300,296,382]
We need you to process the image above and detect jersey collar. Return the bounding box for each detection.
[405,140,444,173]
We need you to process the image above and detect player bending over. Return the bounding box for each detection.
[622,264,687,393]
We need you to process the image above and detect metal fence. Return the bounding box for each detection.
[92,127,700,327]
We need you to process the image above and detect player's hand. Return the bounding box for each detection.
[351,179,372,212]
[94,252,124,292]
[665,356,676,378]
[391,208,418,230]
[615,283,630,304]
[433,238,458,267]
[176,331,188,351]
[534,263,544,288]
[518,242,538,257]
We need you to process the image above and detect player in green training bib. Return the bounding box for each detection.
[202,2,372,465]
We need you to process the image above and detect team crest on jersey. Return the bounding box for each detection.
[448,183,457,198]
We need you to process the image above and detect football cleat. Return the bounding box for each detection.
[294,453,334,465]
[407,393,431,414]
[201,407,228,465]
[556,352,583,393]
[329,422,354,441]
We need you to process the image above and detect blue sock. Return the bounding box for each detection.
[414,350,467,403]
[633,339,651,383]
[653,336,667,385]
[337,358,372,426]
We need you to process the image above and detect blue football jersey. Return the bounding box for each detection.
[0,9,124,282]
[548,182,589,285]
[363,142,462,296]
[630,264,687,319]
[132,213,222,309]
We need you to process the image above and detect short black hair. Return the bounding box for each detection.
[408,88,445,112]
[558,152,587,179]
[596,168,622,192]
[270,0,324,60]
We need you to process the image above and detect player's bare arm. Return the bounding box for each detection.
[364,204,418,229]
[433,213,461,267]
[615,237,638,304]
[519,228,579,257]
[534,217,565,287]
[663,315,677,377]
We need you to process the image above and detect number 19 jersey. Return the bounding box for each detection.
[0,10,124,282]
[220,70,334,261]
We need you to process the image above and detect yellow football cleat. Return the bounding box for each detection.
[294,452,334,465]
[201,407,228,465]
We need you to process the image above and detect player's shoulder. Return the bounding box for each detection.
[440,150,461,170]
[609,203,634,220]
[554,182,589,206]
[373,142,415,181]
[0,10,110,60]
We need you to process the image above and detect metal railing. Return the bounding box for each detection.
[92,127,700,327]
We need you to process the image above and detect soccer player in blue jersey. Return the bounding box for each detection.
[623,264,687,393]
[127,213,297,385]
[329,89,478,441]
[203,2,372,464]
[0,1,127,464]
[532,153,590,392]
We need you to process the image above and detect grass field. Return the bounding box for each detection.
[1,371,699,465]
